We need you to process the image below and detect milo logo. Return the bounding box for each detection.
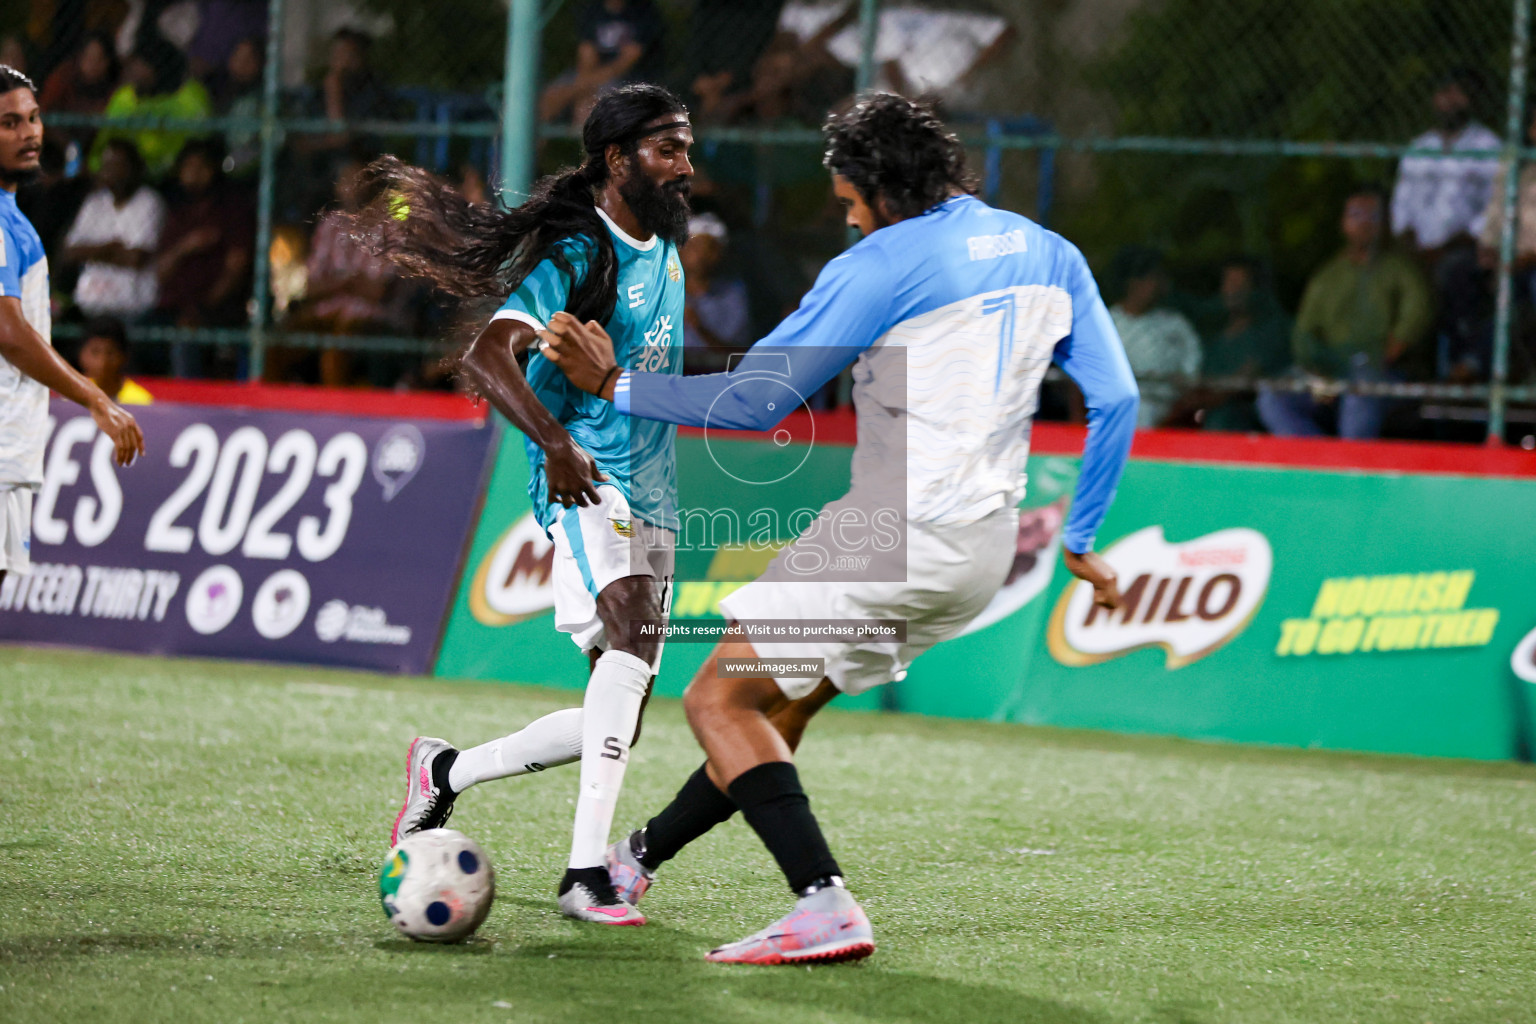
[1048,526,1272,669]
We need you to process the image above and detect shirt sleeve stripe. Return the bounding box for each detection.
[490,308,545,331]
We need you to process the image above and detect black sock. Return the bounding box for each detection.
[727,761,842,894]
[431,748,459,795]
[636,763,738,870]
[558,865,614,898]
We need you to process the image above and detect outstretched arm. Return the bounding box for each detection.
[459,317,607,508]
[0,298,143,466]
[543,244,893,429]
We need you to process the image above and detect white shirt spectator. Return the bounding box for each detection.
[781,3,1008,106]
[1391,122,1501,250]
[1110,305,1202,429]
[65,184,165,317]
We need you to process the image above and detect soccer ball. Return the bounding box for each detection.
[379,829,496,942]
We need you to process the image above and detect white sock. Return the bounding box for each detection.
[448,708,583,793]
[568,649,652,869]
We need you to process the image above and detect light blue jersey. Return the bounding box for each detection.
[615,195,1138,551]
[495,207,684,532]
[0,188,51,489]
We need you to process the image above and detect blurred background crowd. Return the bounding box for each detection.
[7,0,1536,443]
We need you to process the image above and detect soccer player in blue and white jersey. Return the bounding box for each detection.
[542,94,1138,962]
[372,85,692,924]
[0,65,143,588]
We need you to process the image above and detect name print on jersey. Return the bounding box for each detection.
[966,229,1029,262]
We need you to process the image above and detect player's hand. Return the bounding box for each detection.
[1064,549,1121,610]
[545,439,607,508]
[91,398,146,467]
[539,312,620,399]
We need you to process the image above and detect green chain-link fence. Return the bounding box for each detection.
[15,0,1536,442]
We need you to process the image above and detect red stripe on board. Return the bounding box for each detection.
[684,409,1536,479]
[132,378,486,421]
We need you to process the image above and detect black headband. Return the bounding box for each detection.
[619,119,692,146]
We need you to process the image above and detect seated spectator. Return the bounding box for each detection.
[1258,188,1432,440]
[1474,105,1536,384]
[1392,70,1500,385]
[680,213,750,373]
[1194,257,1291,431]
[76,316,153,404]
[686,0,783,120]
[0,35,30,78]
[63,139,165,321]
[16,138,93,295]
[539,0,665,125]
[154,139,254,377]
[287,29,395,218]
[91,36,213,178]
[281,156,412,387]
[39,32,118,156]
[184,0,266,80]
[208,36,263,179]
[1107,246,1201,429]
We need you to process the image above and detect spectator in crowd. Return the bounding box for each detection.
[184,0,266,80]
[685,0,783,120]
[288,29,394,218]
[76,316,153,404]
[680,212,751,372]
[0,35,30,77]
[39,32,117,156]
[282,155,412,386]
[538,0,665,125]
[63,138,165,320]
[92,36,213,178]
[1193,257,1291,431]
[1258,188,1433,440]
[1392,70,1500,384]
[1474,105,1536,384]
[16,137,93,295]
[154,139,254,377]
[208,36,262,179]
[1108,246,1202,429]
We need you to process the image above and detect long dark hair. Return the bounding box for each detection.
[822,93,976,220]
[351,83,687,327]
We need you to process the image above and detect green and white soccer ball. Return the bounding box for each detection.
[379,829,496,942]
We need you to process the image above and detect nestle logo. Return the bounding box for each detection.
[1177,547,1247,567]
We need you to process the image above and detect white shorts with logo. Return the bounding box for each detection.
[719,506,1018,699]
[549,484,674,671]
[0,486,33,575]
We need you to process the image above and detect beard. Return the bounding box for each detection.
[619,169,691,246]
[0,161,41,188]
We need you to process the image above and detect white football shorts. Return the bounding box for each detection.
[0,485,33,576]
[719,504,1018,699]
[548,484,674,671]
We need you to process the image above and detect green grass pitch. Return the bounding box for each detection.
[3,647,1536,1023]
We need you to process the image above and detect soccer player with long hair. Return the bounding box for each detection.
[542,93,1139,962]
[365,83,694,924]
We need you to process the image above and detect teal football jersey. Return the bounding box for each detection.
[494,209,684,532]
